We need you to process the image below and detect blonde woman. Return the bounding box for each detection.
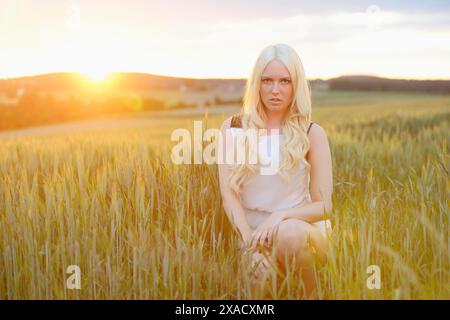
[218,43,333,299]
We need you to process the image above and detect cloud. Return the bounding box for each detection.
[150,8,450,79]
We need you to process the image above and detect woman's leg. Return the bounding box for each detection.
[272,218,329,299]
[243,228,280,297]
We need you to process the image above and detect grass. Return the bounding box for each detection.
[0,91,448,299]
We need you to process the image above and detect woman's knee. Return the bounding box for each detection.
[274,219,310,256]
[273,219,328,265]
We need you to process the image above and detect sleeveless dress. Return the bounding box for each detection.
[229,114,333,240]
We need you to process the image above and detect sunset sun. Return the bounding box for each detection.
[82,70,112,83]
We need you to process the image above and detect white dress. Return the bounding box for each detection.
[230,129,333,238]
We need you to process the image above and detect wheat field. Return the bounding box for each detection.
[0,91,449,299]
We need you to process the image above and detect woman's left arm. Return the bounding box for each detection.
[275,124,333,223]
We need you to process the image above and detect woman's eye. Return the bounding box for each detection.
[262,79,290,84]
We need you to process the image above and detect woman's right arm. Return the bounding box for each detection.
[218,117,253,246]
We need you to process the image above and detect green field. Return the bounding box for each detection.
[0,91,449,299]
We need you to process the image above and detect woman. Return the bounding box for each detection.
[218,43,333,299]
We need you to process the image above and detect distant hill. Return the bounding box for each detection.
[0,72,448,132]
[0,72,247,96]
[328,75,450,94]
[1,73,449,97]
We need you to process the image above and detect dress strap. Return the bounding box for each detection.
[307,122,314,134]
[230,113,242,128]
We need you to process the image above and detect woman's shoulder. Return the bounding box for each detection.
[307,122,329,147]
[308,122,326,136]
[222,116,321,133]
[306,122,329,160]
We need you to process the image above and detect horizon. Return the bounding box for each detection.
[2,71,450,82]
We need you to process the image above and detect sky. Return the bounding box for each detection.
[0,0,449,80]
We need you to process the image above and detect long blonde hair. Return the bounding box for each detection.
[228,43,312,194]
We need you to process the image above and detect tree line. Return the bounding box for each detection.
[0,91,194,131]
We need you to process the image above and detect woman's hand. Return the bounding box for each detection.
[241,227,255,249]
[250,250,272,282]
[250,212,285,251]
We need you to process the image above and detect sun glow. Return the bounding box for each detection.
[82,70,112,83]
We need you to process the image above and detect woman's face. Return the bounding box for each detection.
[259,59,293,114]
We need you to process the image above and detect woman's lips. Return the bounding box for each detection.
[269,98,282,103]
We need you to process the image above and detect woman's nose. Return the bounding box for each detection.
[271,83,280,93]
